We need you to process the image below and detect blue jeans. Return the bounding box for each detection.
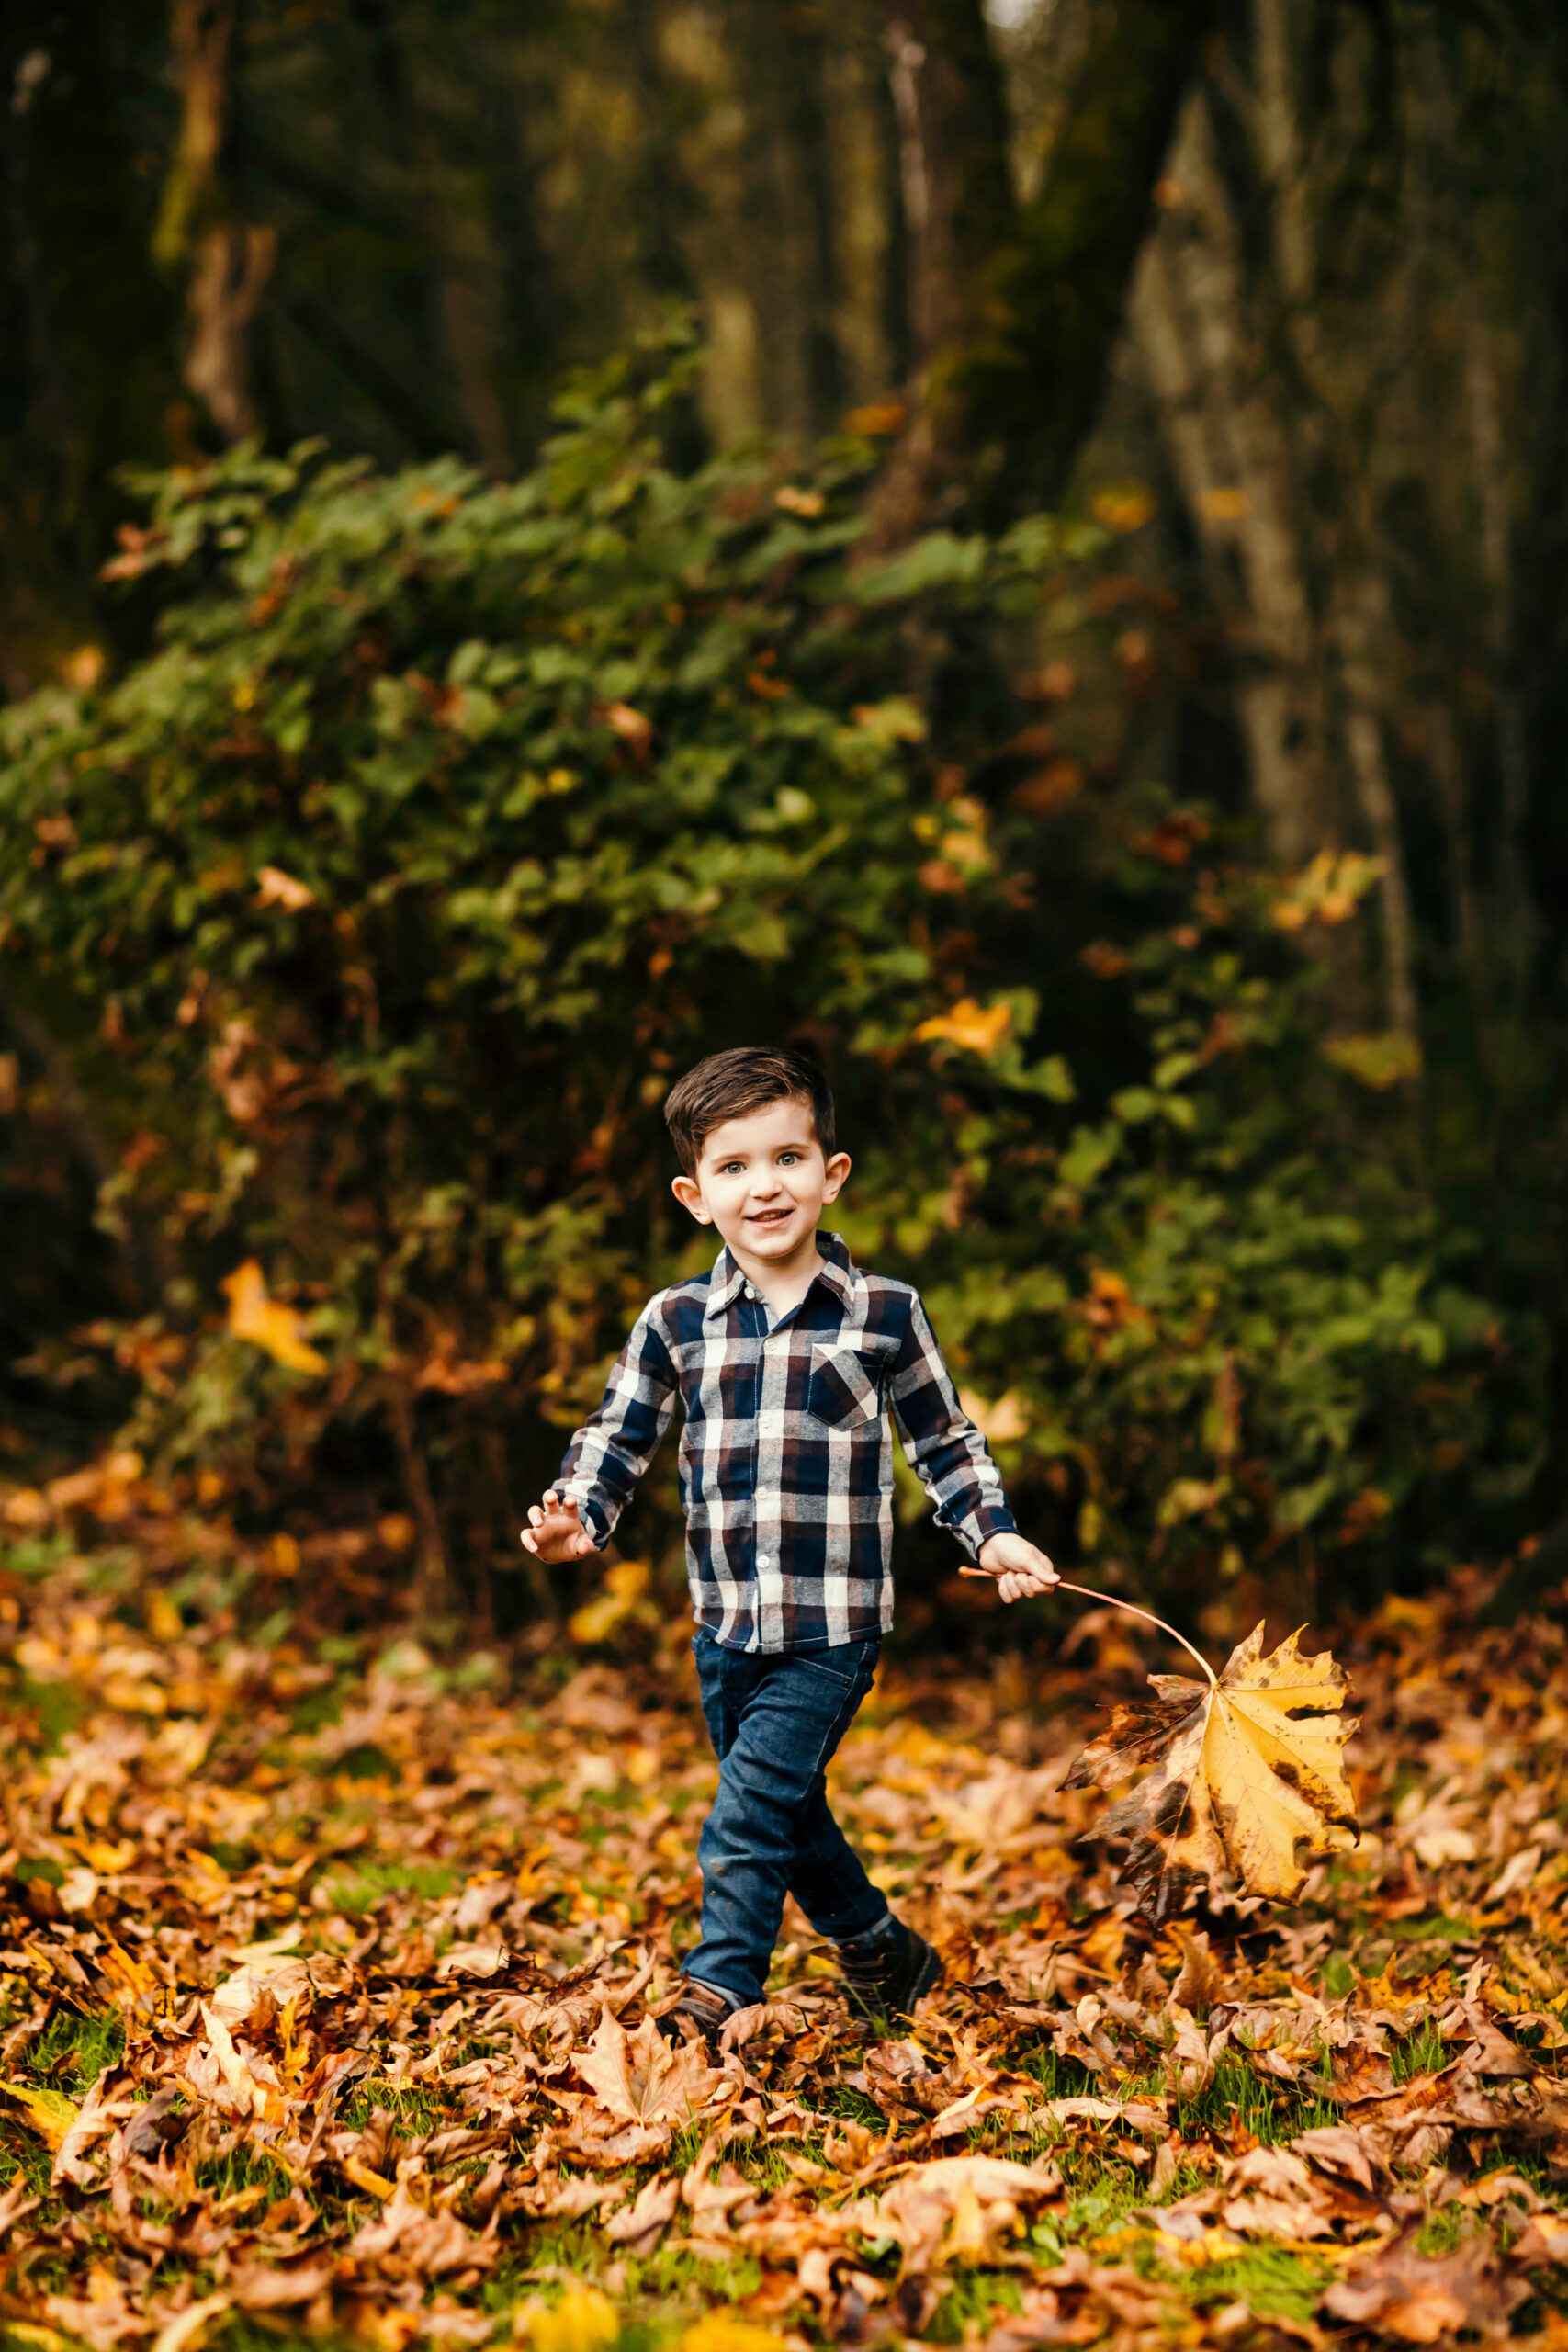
[684,1627,889,2008]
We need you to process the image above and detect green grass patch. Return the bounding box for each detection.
[321,1859,457,1914]
[926,2268,1024,2342]
[209,2317,362,2352]
[7,1673,84,1749]
[195,2144,297,2204]
[14,1855,63,1889]
[1417,2204,1487,2256]
[1389,1915,1475,1944]
[337,2080,445,2136]
[335,1742,397,1781]
[0,2112,58,2197]
[1172,2242,1335,2323]
[626,2241,762,2301]
[290,1684,346,1734]
[1176,2052,1337,2144]
[0,1532,75,1581]
[26,2005,125,2092]
[1393,2020,1449,2082]
[819,2082,890,2132]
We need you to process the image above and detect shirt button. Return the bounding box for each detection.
[757,1553,772,1568]
[744,1283,757,1299]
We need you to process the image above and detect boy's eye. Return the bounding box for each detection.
[719,1161,744,1176]
[779,1152,800,1165]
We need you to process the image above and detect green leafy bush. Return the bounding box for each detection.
[0,344,1540,1619]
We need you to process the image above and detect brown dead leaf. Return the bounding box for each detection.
[1291,2121,1383,2190]
[229,2262,335,2311]
[350,2181,497,2278]
[1066,1623,1359,1917]
[1169,1925,1229,2015]
[573,2005,724,2129]
[605,2173,681,2251]
[859,2154,1058,2274]
[1323,2226,1529,2340]
[0,2177,40,2239]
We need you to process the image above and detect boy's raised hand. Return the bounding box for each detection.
[520,1490,597,1563]
[975,1530,1060,1606]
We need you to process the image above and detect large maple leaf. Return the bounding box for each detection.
[1065,1623,1359,1919]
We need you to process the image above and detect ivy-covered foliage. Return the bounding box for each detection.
[0,345,1541,1623]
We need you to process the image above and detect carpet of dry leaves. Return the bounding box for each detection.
[2,1474,1567,2352]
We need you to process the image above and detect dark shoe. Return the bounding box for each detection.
[656,1977,736,2058]
[836,1917,941,2027]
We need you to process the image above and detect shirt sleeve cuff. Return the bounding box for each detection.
[559,1489,613,1551]
[953,1499,1017,1562]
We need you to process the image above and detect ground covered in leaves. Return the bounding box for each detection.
[2,1486,1567,2352]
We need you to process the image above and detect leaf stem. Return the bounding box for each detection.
[964,1566,1218,1686]
[1049,1579,1219,1689]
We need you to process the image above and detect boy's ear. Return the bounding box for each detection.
[821,1150,852,1204]
[671,1173,711,1223]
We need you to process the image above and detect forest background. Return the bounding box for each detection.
[3,0,1568,1654]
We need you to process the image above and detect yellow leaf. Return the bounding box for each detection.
[912,997,1012,1057]
[152,2293,232,2352]
[344,2153,398,2199]
[1066,1623,1359,1918]
[1322,1031,1423,1090]
[221,1260,328,1375]
[62,645,106,692]
[569,1558,653,1646]
[147,1589,183,1643]
[523,2288,620,2352]
[1091,482,1156,534]
[1270,849,1385,933]
[0,2080,81,2152]
[82,1838,137,1875]
[96,1939,155,2005]
[958,1389,1029,1443]
[1156,1476,1222,1529]
[842,399,905,436]
[254,864,312,910]
[680,2320,786,2352]
[937,828,991,871]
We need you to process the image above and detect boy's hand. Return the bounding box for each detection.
[976,1531,1060,1605]
[520,1490,597,1563]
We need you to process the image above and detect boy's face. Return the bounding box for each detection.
[671,1095,851,1266]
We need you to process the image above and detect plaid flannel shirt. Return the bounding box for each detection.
[556,1230,1016,1653]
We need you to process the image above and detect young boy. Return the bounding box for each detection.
[521,1047,1057,2051]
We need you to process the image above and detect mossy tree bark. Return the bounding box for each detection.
[869,0,1217,541]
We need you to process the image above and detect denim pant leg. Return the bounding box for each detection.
[787,1770,890,1944]
[686,1634,880,2007]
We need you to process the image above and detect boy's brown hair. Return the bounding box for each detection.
[663,1047,836,1177]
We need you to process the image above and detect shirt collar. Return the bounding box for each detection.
[703,1229,857,1321]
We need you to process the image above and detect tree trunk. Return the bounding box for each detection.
[871,0,1214,539]
[869,0,1016,540]
[161,0,276,443]
[1126,13,1437,1036]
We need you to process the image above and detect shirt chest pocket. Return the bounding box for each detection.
[807,1342,890,1430]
